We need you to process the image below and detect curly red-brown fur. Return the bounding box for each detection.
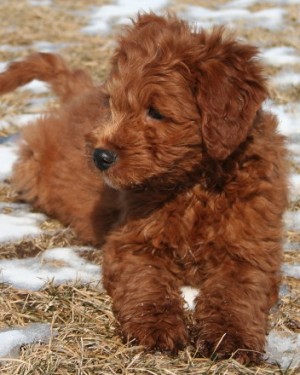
[1,13,288,364]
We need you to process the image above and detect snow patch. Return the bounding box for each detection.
[3,113,41,128]
[283,263,300,279]
[289,174,300,201]
[83,0,169,35]
[265,329,300,369]
[225,0,300,8]
[0,45,24,53]
[0,247,102,290]
[19,79,49,94]
[180,286,199,310]
[285,211,300,231]
[284,241,300,251]
[0,61,8,74]
[27,0,52,6]
[264,101,300,137]
[33,41,66,53]
[0,323,52,359]
[183,5,285,30]
[261,47,300,66]
[0,144,18,181]
[0,211,44,243]
[272,70,300,88]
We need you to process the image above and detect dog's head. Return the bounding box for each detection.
[89,13,267,190]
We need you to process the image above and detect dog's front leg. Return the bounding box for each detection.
[193,257,272,364]
[103,249,188,353]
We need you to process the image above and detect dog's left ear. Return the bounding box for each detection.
[194,30,268,160]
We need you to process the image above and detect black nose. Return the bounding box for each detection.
[93,148,117,171]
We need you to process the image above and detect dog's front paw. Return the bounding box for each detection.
[121,314,188,354]
[195,333,263,365]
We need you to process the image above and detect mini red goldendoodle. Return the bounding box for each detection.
[0,14,288,364]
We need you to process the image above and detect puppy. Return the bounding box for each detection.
[0,14,288,364]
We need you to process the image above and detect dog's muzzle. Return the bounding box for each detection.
[93,148,117,171]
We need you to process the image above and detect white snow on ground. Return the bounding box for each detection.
[265,329,300,369]
[19,79,49,94]
[0,144,18,181]
[0,247,101,290]
[1,113,41,128]
[0,62,8,74]
[27,0,52,6]
[285,211,300,232]
[288,143,300,157]
[264,101,300,137]
[0,210,44,243]
[0,323,52,359]
[83,0,169,34]
[283,263,300,279]
[183,6,285,30]
[272,70,300,87]
[289,174,300,201]
[181,286,199,310]
[0,202,46,244]
[284,241,300,251]
[225,0,300,8]
[32,41,64,52]
[0,45,24,54]
[261,47,300,66]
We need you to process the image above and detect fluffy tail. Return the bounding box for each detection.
[0,52,94,102]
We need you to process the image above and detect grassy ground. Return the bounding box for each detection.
[0,0,300,374]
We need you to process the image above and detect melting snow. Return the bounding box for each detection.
[265,329,300,369]
[284,241,300,251]
[264,101,300,137]
[289,174,300,201]
[0,61,8,74]
[27,0,52,6]
[225,0,300,7]
[2,113,41,128]
[32,41,67,53]
[283,263,300,279]
[181,286,199,310]
[0,247,102,290]
[0,210,44,243]
[183,5,285,30]
[285,211,300,232]
[0,144,18,181]
[272,70,300,87]
[83,0,169,34]
[261,47,300,66]
[0,323,52,359]
[19,79,49,94]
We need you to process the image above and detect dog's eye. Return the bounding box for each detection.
[148,107,164,120]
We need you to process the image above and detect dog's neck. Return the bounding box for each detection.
[116,165,217,224]
[115,141,251,225]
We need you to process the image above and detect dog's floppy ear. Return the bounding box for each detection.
[194,29,268,160]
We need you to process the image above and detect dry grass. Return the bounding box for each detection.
[0,0,300,374]
[0,283,293,375]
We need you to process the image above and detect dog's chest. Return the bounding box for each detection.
[147,188,228,259]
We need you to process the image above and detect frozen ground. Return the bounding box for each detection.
[0,246,101,290]
[0,323,52,359]
[0,0,300,371]
[82,0,170,34]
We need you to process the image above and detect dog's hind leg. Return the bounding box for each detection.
[0,53,94,103]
